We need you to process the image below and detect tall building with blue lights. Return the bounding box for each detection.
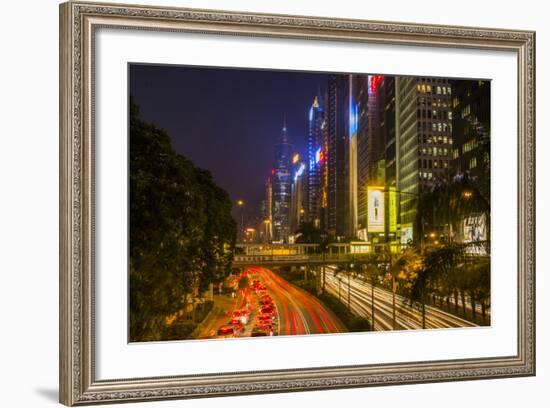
[290,156,307,238]
[272,120,293,243]
[307,94,326,229]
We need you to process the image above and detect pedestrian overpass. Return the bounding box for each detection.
[232,243,399,267]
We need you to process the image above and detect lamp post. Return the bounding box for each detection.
[237,199,244,243]
[348,263,353,311]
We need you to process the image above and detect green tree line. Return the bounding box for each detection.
[129,99,236,342]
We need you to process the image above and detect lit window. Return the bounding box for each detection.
[469,157,477,169]
[448,111,453,120]
[436,86,441,94]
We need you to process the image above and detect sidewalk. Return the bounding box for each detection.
[192,294,237,339]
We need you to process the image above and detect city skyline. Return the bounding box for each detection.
[129,64,327,218]
[130,64,489,247]
[129,65,491,342]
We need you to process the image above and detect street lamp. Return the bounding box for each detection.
[237,199,245,243]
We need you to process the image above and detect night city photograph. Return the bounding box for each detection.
[128,64,491,342]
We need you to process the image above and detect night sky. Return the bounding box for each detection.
[129,64,328,217]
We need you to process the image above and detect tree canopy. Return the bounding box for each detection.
[129,99,236,341]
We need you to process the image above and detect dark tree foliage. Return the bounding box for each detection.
[129,99,236,342]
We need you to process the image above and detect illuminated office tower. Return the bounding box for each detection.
[272,121,293,243]
[289,154,307,237]
[327,74,351,239]
[396,77,453,243]
[450,79,491,201]
[263,178,273,243]
[306,93,326,229]
[347,75,359,238]
[356,75,398,243]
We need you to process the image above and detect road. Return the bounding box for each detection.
[323,268,477,331]
[195,266,346,339]
[253,267,346,335]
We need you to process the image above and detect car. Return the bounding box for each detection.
[217,325,237,338]
[230,320,244,333]
[254,320,274,330]
[232,309,250,324]
[259,298,272,306]
[259,305,275,314]
[251,326,273,337]
[257,313,274,323]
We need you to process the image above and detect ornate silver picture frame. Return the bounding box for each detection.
[59,1,535,405]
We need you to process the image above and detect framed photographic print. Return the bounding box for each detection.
[59,1,536,405]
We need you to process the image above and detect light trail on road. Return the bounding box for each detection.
[196,266,346,339]
[324,268,476,331]
[253,267,346,335]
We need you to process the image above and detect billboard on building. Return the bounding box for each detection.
[388,187,397,233]
[367,186,385,233]
[401,224,413,244]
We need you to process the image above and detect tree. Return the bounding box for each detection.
[406,243,479,328]
[416,172,490,248]
[129,99,236,341]
[389,249,422,329]
[462,259,490,323]
[295,222,331,293]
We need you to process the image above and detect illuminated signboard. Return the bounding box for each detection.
[388,187,397,232]
[349,98,358,137]
[315,148,325,165]
[401,225,413,244]
[462,215,487,243]
[294,163,305,182]
[367,186,385,233]
[368,75,384,94]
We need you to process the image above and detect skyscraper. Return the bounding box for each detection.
[307,94,326,229]
[451,79,491,201]
[396,77,453,243]
[272,121,293,243]
[264,177,273,243]
[289,155,307,238]
[356,74,371,235]
[327,74,351,239]
[356,75,398,243]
